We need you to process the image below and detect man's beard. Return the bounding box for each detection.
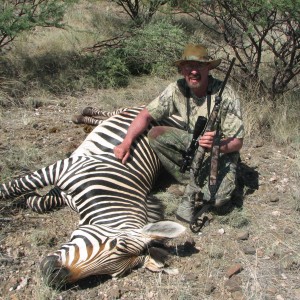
[187,75,201,89]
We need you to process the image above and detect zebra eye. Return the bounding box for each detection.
[109,238,117,250]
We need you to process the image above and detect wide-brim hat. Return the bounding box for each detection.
[174,44,221,70]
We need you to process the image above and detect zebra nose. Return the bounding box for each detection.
[40,255,70,288]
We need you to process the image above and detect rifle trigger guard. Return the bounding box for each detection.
[189,204,212,233]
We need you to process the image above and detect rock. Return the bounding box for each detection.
[284,227,293,234]
[236,231,249,240]
[269,176,278,183]
[204,282,216,295]
[266,286,277,295]
[257,248,264,257]
[270,197,279,203]
[253,140,264,148]
[226,264,243,278]
[243,246,256,255]
[147,291,155,298]
[232,290,246,300]
[271,211,281,217]
[163,267,179,275]
[183,273,198,281]
[224,276,242,292]
[218,228,225,235]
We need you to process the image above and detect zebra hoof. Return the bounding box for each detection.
[40,255,70,288]
[82,106,95,116]
[71,114,85,124]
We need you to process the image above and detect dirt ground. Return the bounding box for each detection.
[0,91,299,300]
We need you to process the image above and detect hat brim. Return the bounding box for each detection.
[174,58,222,70]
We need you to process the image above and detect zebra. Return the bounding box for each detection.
[0,106,186,287]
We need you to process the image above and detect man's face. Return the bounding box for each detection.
[180,61,210,90]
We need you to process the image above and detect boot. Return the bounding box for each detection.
[176,196,194,223]
[175,181,202,223]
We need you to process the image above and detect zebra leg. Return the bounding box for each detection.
[25,187,73,213]
[72,106,133,126]
[71,114,102,126]
[0,156,83,209]
[82,106,127,117]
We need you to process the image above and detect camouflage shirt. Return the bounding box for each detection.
[146,76,244,139]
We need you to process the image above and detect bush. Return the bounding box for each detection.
[89,50,130,88]
[86,19,189,84]
[122,19,188,77]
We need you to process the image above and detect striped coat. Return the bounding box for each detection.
[0,106,186,287]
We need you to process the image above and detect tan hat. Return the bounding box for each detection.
[174,44,221,69]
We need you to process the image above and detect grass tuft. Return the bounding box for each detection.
[218,207,250,228]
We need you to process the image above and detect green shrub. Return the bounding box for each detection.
[86,19,188,87]
[89,50,130,88]
[122,19,188,77]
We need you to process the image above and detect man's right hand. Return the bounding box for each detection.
[113,108,153,165]
[114,143,131,164]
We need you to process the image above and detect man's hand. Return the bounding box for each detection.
[199,131,216,150]
[114,143,131,164]
[113,108,154,165]
[199,131,243,153]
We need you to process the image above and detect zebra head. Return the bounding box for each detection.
[40,221,186,287]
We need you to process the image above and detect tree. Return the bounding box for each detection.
[0,0,77,52]
[111,0,168,25]
[176,0,300,98]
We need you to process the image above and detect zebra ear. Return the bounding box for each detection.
[141,221,186,240]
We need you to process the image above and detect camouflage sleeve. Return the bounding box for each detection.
[146,82,177,121]
[220,86,245,139]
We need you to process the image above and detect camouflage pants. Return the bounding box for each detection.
[148,126,239,207]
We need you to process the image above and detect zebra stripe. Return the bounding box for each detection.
[0,106,186,286]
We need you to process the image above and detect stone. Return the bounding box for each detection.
[236,231,249,240]
[204,282,216,295]
[284,227,293,234]
[232,290,246,300]
[270,197,279,203]
[226,264,243,278]
[224,276,242,292]
[243,246,256,255]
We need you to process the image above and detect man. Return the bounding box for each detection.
[114,44,244,223]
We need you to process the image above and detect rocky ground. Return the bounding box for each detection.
[0,91,299,300]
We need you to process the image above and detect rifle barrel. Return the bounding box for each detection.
[218,58,236,97]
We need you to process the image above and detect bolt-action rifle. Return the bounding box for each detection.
[184,58,236,232]
[190,58,236,181]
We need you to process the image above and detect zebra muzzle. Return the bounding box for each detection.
[40,255,70,288]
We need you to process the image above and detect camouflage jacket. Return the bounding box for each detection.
[146,76,244,139]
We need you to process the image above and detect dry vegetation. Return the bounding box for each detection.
[0,1,299,300]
